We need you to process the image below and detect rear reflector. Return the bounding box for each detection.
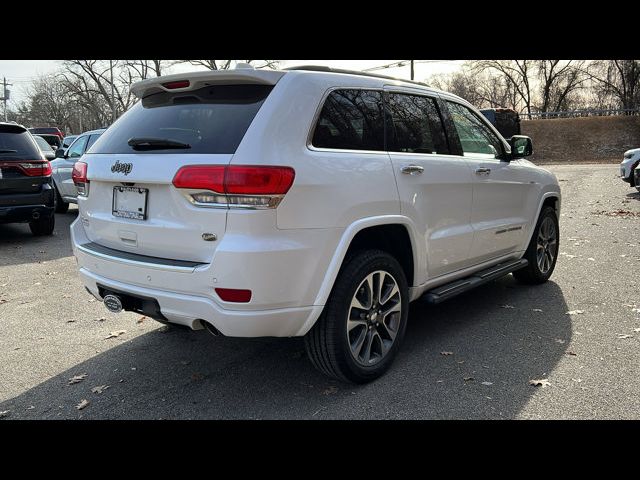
[163,80,190,89]
[215,288,252,303]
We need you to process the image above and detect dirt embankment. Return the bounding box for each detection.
[521,116,640,164]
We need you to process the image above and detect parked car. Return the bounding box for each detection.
[61,135,78,150]
[633,163,640,193]
[28,126,64,140]
[50,128,105,213]
[0,122,55,235]
[32,135,56,161]
[480,108,521,138]
[70,66,561,383]
[33,133,62,150]
[620,148,640,191]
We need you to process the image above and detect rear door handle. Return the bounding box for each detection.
[401,165,424,175]
[475,168,491,175]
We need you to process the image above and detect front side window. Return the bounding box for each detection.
[446,101,504,158]
[312,89,385,151]
[67,135,89,158]
[387,93,449,154]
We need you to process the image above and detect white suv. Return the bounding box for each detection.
[620,148,640,192]
[70,65,561,383]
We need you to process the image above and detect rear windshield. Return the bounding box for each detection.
[0,131,42,160]
[90,84,274,155]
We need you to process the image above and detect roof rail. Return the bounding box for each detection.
[284,65,430,88]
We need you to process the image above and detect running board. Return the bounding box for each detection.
[421,259,528,304]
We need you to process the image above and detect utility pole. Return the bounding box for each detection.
[1,77,12,122]
[109,60,115,124]
[410,60,414,80]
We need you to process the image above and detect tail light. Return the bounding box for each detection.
[72,161,89,196]
[20,161,52,177]
[172,165,295,209]
[0,161,52,177]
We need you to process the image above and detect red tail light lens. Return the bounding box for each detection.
[215,288,252,303]
[172,165,295,209]
[224,166,295,195]
[15,161,52,177]
[172,165,225,191]
[163,80,190,89]
[72,162,88,183]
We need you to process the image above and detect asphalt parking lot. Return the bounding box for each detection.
[1,163,639,419]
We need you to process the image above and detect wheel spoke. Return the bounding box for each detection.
[375,272,384,305]
[372,332,386,358]
[362,330,374,364]
[350,295,368,311]
[379,318,397,341]
[351,328,367,359]
[347,318,367,332]
[382,300,401,319]
[380,283,399,305]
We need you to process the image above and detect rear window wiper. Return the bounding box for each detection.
[0,149,18,153]
[127,137,191,150]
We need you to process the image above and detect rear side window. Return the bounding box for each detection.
[86,133,101,151]
[387,93,449,154]
[0,129,42,161]
[311,89,385,151]
[91,84,274,154]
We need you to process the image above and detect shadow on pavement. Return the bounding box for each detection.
[0,275,570,419]
[0,209,77,267]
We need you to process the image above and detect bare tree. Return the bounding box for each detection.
[429,67,517,109]
[535,60,587,113]
[584,60,640,111]
[471,60,534,118]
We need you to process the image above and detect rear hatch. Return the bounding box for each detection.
[79,72,282,264]
[0,124,49,205]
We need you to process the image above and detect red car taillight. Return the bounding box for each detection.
[172,165,295,209]
[13,161,52,177]
[72,161,89,196]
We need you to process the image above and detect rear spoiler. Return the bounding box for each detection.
[0,122,27,133]
[130,69,287,99]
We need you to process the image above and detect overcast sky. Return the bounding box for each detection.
[0,60,464,106]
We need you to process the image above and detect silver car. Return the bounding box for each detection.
[50,128,105,212]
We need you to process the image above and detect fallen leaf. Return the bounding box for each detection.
[457,360,465,364]
[587,258,595,261]
[323,386,338,395]
[617,334,633,339]
[75,399,89,410]
[91,385,110,394]
[46,271,57,276]
[566,351,577,356]
[180,360,191,366]
[0,410,9,418]
[96,317,106,322]
[633,328,640,333]
[105,330,126,339]
[554,338,566,344]
[136,316,147,324]
[532,308,543,312]
[66,319,76,323]
[62,294,71,298]
[88,298,96,303]
[0,299,8,305]
[481,381,493,386]
[440,351,453,356]
[565,310,584,315]
[34,282,41,286]
[500,304,515,309]
[68,374,88,385]
[436,380,444,383]
[26,406,35,410]
[463,376,475,382]
[529,379,551,388]
[158,325,170,333]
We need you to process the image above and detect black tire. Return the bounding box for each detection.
[53,184,69,213]
[513,206,559,284]
[29,214,55,236]
[304,249,409,384]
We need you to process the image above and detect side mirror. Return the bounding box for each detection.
[44,151,55,161]
[509,135,533,159]
[54,148,66,159]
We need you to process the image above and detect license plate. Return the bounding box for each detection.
[112,186,148,220]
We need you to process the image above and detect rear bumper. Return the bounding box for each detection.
[0,204,55,224]
[80,268,323,337]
